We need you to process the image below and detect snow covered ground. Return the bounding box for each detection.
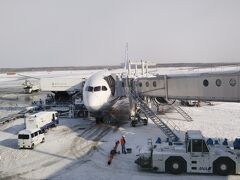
[1,103,240,180]
[0,67,240,179]
[47,102,240,180]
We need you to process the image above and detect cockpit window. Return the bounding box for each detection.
[102,86,107,91]
[86,86,93,92]
[94,86,101,92]
[86,86,107,92]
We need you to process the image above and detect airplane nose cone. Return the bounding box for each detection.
[86,103,102,112]
[83,93,104,112]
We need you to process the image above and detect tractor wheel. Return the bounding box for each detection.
[165,157,186,174]
[213,157,235,176]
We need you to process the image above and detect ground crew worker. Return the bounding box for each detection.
[120,135,126,154]
[222,138,228,146]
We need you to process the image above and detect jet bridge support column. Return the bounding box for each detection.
[129,95,149,127]
[127,77,137,126]
[129,96,137,125]
[127,78,150,127]
[164,75,169,101]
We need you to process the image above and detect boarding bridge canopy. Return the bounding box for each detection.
[133,71,240,102]
[40,77,85,92]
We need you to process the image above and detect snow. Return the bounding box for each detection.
[0,67,240,179]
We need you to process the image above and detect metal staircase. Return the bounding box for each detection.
[170,105,193,122]
[130,90,180,142]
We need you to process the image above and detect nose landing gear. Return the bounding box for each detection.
[96,117,104,124]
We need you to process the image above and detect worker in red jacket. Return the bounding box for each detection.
[120,135,126,154]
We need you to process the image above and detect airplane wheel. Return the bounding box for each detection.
[213,158,235,176]
[96,117,103,124]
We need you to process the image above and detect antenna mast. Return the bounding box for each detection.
[124,42,129,70]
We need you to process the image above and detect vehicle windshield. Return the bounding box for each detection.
[18,134,30,139]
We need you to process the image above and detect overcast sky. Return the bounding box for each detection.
[0,0,240,68]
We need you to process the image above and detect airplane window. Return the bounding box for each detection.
[87,86,93,92]
[94,86,101,91]
[216,79,222,87]
[146,81,149,87]
[102,86,107,91]
[229,78,237,87]
[203,79,209,87]
[153,81,157,87]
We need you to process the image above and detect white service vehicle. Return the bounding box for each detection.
[22,80,40,94]
[40,77,84,92]
[25,111,59,131]
[135,130,240,176]
[18,128,45,149]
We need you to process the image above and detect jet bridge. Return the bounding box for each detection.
[123,62,240,141]
[134,71,240,102]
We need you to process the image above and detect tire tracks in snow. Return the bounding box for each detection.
[49,124,118,179]
[70,124,113,160]
[0,123,114,179]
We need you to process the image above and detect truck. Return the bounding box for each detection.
[25,111,59,131]
[22,80,40,94]
[135,130,240,175]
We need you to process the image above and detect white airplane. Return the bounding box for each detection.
[20,68,124,123]
[82,70,121,123]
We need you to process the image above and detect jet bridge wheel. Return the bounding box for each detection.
[213,157,235,176]
[165,156,187,174]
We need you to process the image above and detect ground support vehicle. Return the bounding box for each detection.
[25,111,59,131]
[135,130,240,175]
[22,80,40,94]
[18,128,45,149]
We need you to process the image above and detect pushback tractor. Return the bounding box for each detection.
[135,130,240,176]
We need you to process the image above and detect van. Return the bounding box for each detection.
[18,128,45,149]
